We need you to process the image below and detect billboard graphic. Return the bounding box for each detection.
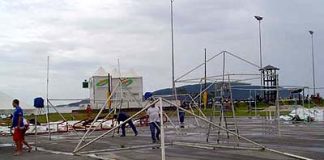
[121,78,133,87]
[90,76,143,109]
[96,79,109,87]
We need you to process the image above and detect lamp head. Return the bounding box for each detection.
[254,16,263,21]
[309,31,314,35]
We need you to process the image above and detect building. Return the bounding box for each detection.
[85,67,143,109]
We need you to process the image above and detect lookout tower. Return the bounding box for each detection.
[260,65,279,103]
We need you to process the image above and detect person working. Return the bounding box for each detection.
[146,103,160,144]
[113,112,138,137]
[22,118,32,152]
[85,104,93,119]
[179,101,186,128]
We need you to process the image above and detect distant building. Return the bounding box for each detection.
[153,82,291,102]
[85,67,143,109]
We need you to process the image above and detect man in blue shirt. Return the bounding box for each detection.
[12,99,24,156]
[113,112,138,137]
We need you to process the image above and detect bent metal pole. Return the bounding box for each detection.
[161,98,265,149]
[74,83,121,152]
[159,97,166,160]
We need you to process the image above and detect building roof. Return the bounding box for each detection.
[259,65,279,71]
[93,66,108,76]
[93,67,140,78]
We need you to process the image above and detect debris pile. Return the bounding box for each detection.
[280,107,324,122]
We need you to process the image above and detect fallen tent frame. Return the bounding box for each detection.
[72,96,313,160]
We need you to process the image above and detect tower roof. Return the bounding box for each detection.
[259,65,279,71]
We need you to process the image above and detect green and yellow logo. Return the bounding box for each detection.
[121,78,133,87]
[96,78,133,87]
[96,79,109,87]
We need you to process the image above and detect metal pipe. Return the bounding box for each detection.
[258,20,263,68]
[176,73,261,83]
[175,51,224,81]
[159,98,166,160]
[302,89,305,108]
[275,74,280,136]
[48,98,91,101]
[170,0,181,126]
[173,142,262,151]
[46,56,51,140]
[309,31,316,96]
[163,112,179,133]
[74,83,121,152]
[204,48,207,93]
[87,108,115,138]
[188,103,200,126]
[254,90,257,117]
[225,51,260,68]
[47,100,80,137]
[34,110,38,151]
[266,148,313,160]
[193,79,219,100]
[171,0,175,94]
[77,143,171,155]
[228,75,239,145]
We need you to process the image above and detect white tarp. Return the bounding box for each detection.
[280,107,324,121]
[0,119,140,135]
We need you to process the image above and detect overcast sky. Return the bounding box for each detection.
[0,0,323,105]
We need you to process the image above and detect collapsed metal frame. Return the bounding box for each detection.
[44,48,313,159]
[174,50,263,142]
[173,50,285,136]
[71,69,312,160]
[175,49,319,138]
[174,50,262,115]
[72,95,313,160]
[34,76,127,149]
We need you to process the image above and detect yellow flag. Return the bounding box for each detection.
[203,91,208,109]
[107,91,111,110]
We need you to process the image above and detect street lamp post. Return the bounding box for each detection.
[254,16,263,68]
[309,30,316,96]
[255,16,264,99]
[171,0,175,96]
[170,0,181,126]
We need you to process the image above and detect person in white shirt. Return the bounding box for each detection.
[146,103,160,143]
[22,118,32,152]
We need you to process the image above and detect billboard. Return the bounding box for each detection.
[89,76,143,109]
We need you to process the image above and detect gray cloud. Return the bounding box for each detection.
[0,0,323,104]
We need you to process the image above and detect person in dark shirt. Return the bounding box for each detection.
[113,112,138,137]
[179,101,186,128]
